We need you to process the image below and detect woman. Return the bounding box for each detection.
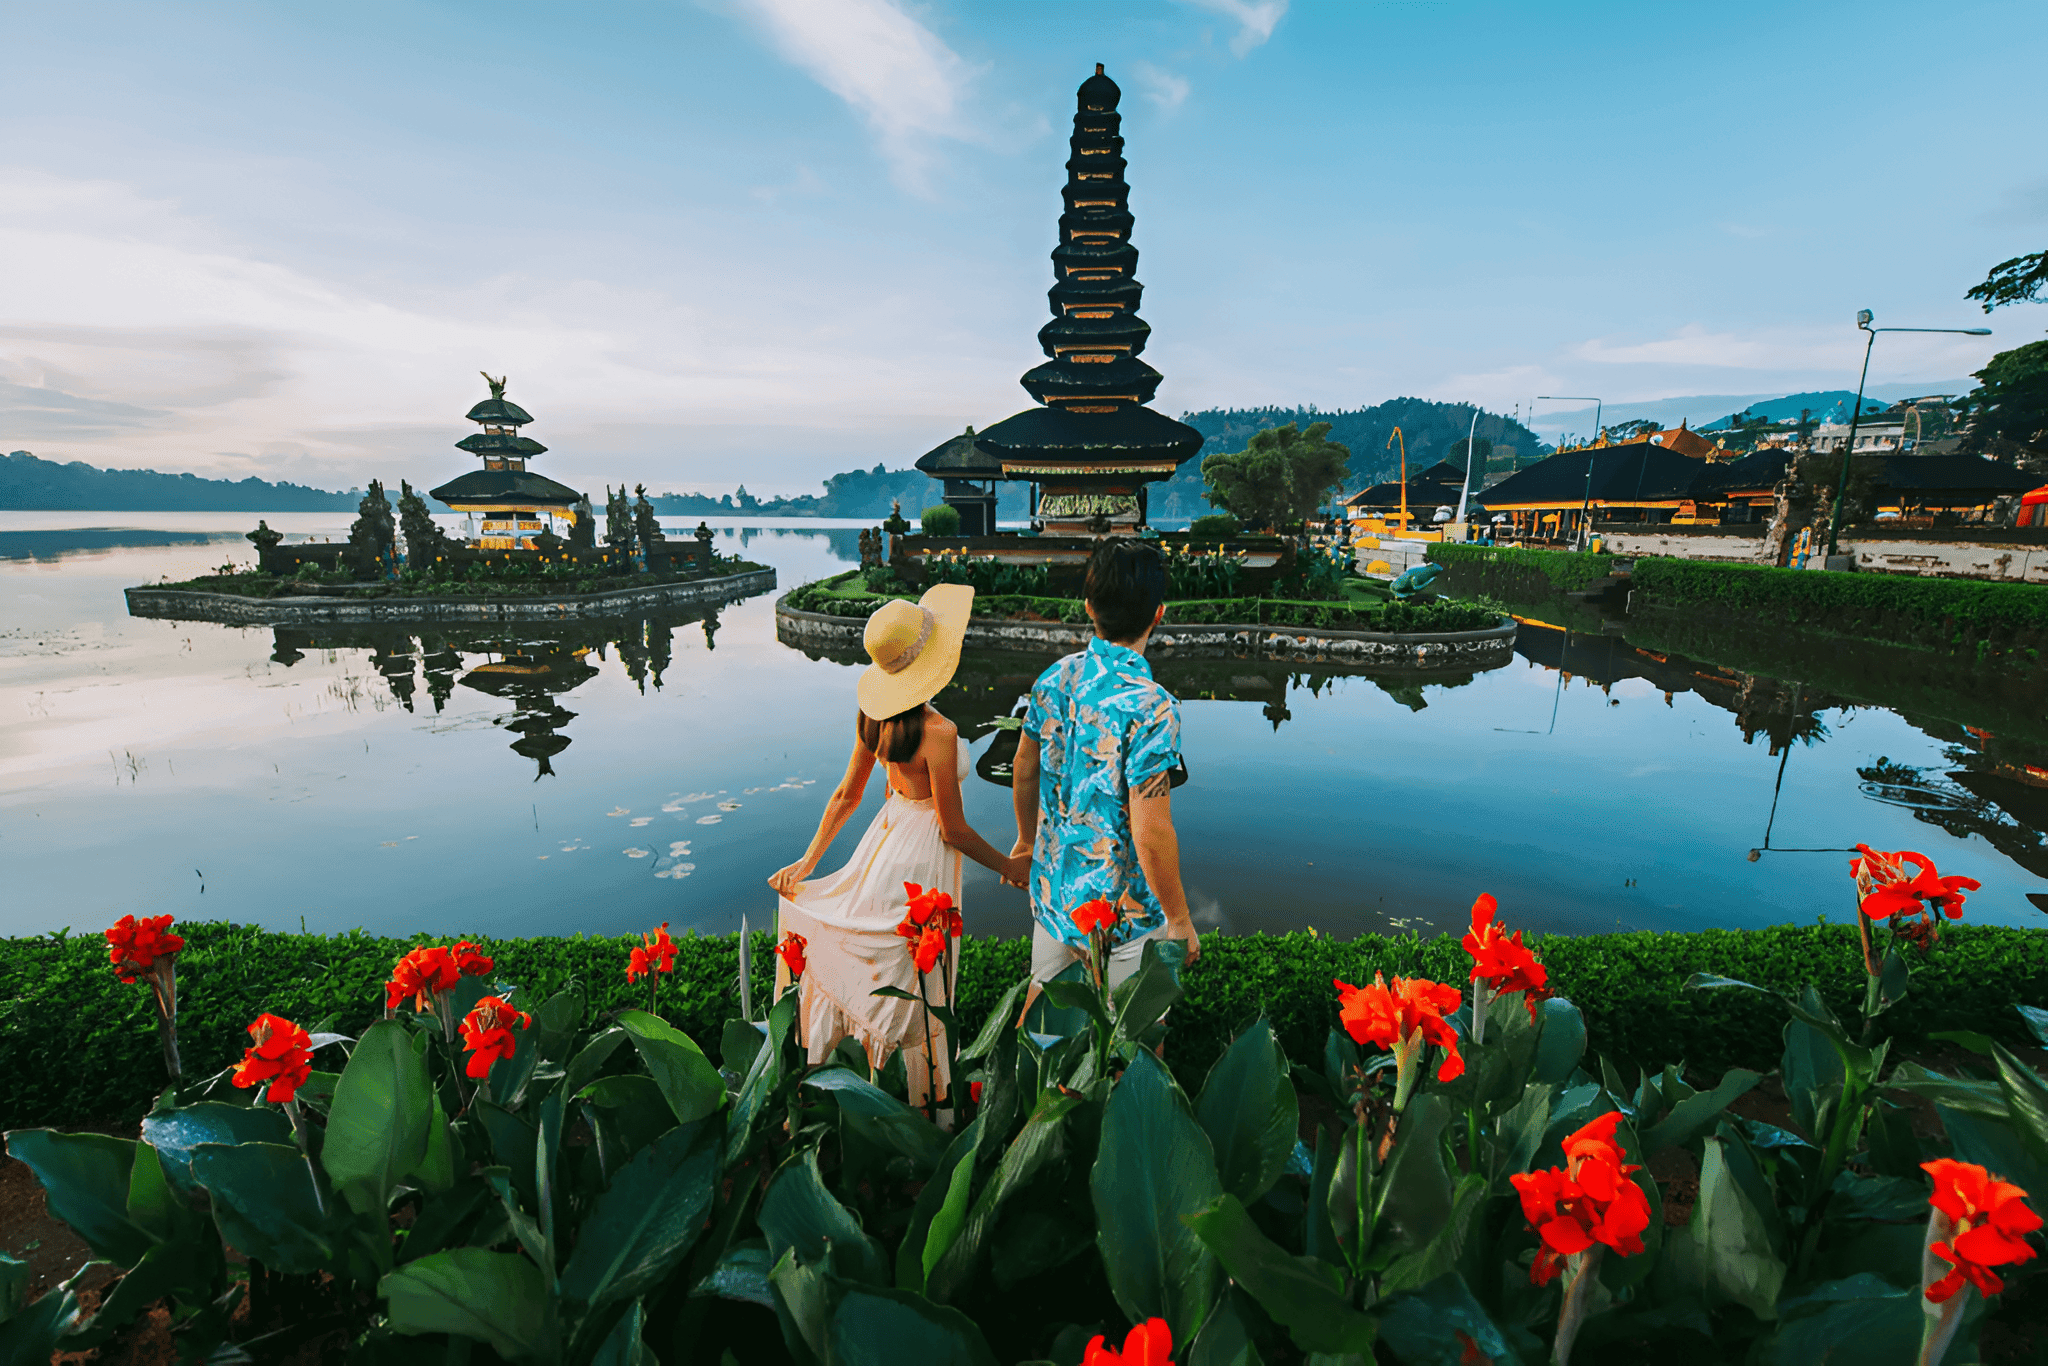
[769,584,1025,1106]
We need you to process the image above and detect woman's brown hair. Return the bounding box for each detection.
[857,703,926,764]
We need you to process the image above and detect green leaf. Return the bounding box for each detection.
[485,1169,550,1271]
[0,1249,27,1317]
[1940,1104,2048,1197]
[1754,1274,1921,1365]
[559,1121,718,1313]
[322,1020,432,1218]
[618,1010,725,1126]
[1884,1062,2007,1119]
[767,1247,835,1361]
[477,1100,540,1209]
[1092,1050,1223,1346]
[579,1076,676,1176]
[1196,1020,1300,1207]
[139,1103,292,1200]
[958,979,1026,1063]
[380,1247,554,1362]
[1042,980,1110,1034]
[1185,1194,1377,1355]
[898,1118,982,1292]
[3,1130,153,1267]
[2018,1004,2048,1050]
[1380,1174,1487,1296]
[718,1020,766,1082]
[803,1067,948,1172]
[1371,1095,1455,1257]
[589,1298,655,1366]
[759,1149,888,1287]
[1641,1068,1762,1156]
[1684,972,1764,993]
[1186,1292,1265,1366]
[1530,996,1586,1085]
[415,1094,458,1195]
[694,1240,777,1309]
[1111,938,1188,1044]
[1992,1041,2048,1166]
[1374,1272,1523,1365]
[1694,1134,1786,1319]
[190,1141,334,1274]
[1870,947,1911,1017]
[828,1286,1000,1366]
[1494,1084,1552,1180]
[0,1274,80,1363]
[1782,1016,1844,1143]
[926,1089,1084,1304]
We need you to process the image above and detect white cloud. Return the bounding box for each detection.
[727,0,980,193]
[1177,0,1289,56]
[1130,61,1192,112]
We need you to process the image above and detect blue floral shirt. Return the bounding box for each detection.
[1024,636,1182,947]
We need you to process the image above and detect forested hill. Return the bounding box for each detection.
[650,464,1028,520]
[0,450,360,511]
[1179,400,1549,485]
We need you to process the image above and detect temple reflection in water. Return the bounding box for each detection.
[265,605,724,778]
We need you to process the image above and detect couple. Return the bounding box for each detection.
[768,539,1202,1105]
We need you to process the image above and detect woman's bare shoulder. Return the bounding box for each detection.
[923,707,959,740]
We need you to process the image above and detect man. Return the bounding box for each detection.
[1012,538,1201,1002]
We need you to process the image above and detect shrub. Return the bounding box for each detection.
[920,503,961,536]
[1187,513,1241,540]
[1426,542,1617,595]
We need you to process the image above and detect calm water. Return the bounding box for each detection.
[3,511,2043,943]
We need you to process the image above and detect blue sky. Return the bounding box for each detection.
[3,0,2042,495]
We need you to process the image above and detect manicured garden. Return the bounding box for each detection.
[147,555,770,602]
[7,842,2048,1363]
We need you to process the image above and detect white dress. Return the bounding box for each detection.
[775,741,968,1106]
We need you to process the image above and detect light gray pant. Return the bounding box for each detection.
[1030,920,1169,987]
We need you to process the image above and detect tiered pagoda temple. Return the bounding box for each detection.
[919,65,1203,536]
[430,374,585,548]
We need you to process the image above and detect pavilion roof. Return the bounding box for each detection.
[457,433,549,457]
[429,469,582,508]
[915,428,1006,478]
[973,403,1203,471]
[466,396,535,426]
[1475,445,1709,509]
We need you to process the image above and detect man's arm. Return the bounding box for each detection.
[1130,777,1199,965]
[1010,731,1041,866]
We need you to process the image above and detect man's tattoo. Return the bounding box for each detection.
[1133,771,1172,799]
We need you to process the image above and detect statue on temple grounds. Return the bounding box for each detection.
[882,500,910,537]
[694,520,716,575]
[633,485,664,567]
[346,479,397,579]
[396,481,451,573]
[245,520,283,573]
[570,492,597,549]
[858,527,877,568]
[604,485,634,561]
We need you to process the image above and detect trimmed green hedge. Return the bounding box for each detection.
[8,922,2047,1132]
[1631,557,2048,662]
[1426,543,1617,596]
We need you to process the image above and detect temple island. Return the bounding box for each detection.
[124,374,776,625]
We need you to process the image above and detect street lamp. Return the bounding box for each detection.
[1539,396,1602,547]
[1823,311,1992,556]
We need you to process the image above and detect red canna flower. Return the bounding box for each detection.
[968,1081,983,1105]
[1333,973,1465,1083]
[902,883,962,935]
[1072,898,1119,937]
[231,1013,314,1104]
[385,945,462,1011]
[776,931,807,978]
[1851,846,1980,922]
[626,923,678,983]
[1462,893,1551,1019]
[459,995,531,1079]
[105,914,184,984]
[451,941,494,977]
[1508,1111,1652,1286]
[1081,1317,1173,1366]
[905,921,945,974]
[1922,1159,2042,1302]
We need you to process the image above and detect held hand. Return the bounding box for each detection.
[1174,923,1201,967]
[999,852,1031,889]
[767,862,811,898]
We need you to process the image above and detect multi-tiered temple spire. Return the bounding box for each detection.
[431,375,582,548]
[926,65,1202,535]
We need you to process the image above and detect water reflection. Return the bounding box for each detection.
[1509,616,2048,883]
[264,605,725,778]
[1,527,235,560]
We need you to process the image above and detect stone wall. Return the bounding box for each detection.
[1595,523,2048,584]
[125,568,777,626]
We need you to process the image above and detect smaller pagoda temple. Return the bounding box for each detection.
[430,374,584,548]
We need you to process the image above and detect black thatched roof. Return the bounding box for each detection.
[1693,449,1793,498]
[465,396,535,426]
[457,433,549,457]
[915,429,1005,478]
[1078,64,1120,111]
[1476,446,1709,508]
[429,469,581,508]
[974,404,1202,466]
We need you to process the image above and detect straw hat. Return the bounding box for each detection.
[857,584,975,720]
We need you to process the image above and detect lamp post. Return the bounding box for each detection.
[1823,311,1991,556]
[1539,396,1602,547]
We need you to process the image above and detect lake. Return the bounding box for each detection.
[4,510,2044,945]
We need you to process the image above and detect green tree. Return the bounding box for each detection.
[1966,249,2048,311]
[1961,340,2048,472]
[1199,421,1350,531]
[1606,418,1661,441]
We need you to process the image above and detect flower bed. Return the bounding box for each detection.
[8,855,2048,1364]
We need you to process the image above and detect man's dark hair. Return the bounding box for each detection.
[1084,538,1167,642]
